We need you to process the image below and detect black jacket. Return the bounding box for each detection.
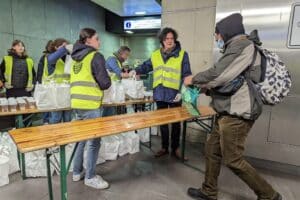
[71,42,111,90]
[0,52,36,88]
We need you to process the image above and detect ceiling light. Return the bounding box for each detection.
[125,30,134,34]
[135,11,146,15]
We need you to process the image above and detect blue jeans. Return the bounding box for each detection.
[73,109,102,179]
[49,111,72,124]
[43,112,50,123]
[102,107,116,117]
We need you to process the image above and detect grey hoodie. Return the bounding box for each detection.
[71,42,111,90]
[192,14,262,120]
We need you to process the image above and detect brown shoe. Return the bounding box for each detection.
[155,149,169,157]
[171,149,188,161]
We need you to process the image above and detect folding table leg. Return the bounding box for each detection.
[46,148,54,200]
[60,145,68,200]
[181,121,187,163]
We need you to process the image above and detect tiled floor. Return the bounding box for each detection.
[0,136,299,200]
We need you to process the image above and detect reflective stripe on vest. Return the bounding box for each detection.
[43,58,69,83]
[108,55,122,81]
[151,49,184,90]
[70,51,103,110]
[3,55,33,89]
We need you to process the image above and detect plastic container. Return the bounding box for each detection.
[0,155,9,187]
[0,98,9,112]
[24,97,36,109]
[8,98,17,112]
[16,97,27,110]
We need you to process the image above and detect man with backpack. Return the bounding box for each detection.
[184,13,282,200]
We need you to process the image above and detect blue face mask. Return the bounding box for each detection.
[217,39,225,49]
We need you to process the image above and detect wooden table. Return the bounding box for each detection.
[9,105,216,200]
[1,99,154,180]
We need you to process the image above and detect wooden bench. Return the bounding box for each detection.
[9,105,216,200]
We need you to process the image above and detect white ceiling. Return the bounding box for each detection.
[91,0,161,17]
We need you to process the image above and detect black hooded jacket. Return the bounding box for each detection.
[71,42,111,90]
[215,13,245,43]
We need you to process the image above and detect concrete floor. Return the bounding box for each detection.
[0,136,299,200]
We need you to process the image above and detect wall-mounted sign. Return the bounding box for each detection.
[288,4,300,48]
[124,18,161,30]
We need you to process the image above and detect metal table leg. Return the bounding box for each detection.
[181,121,187,163]
[46,148,54,200]
[16,114,27,179]
[60,145,68,200]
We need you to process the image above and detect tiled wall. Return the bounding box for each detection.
[0,0,121,69]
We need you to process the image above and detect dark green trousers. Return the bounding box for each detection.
[202,115,277,200]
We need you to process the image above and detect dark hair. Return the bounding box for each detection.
[158,27,178,47]
[8,40,27,57]
[49,38,69,53]
[78,28,97,44]
[118,46,131,54]
[43,40,53,54]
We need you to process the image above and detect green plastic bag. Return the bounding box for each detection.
[181,85,201,116]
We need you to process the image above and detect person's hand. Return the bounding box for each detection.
[65,44,73,54]
[184,75,193,86]
[121,72,130,79]
[135,75,141,80]
[129,70,136,78]
[173,93,182,102]
[56,42,67,50]
[0,80,3,88]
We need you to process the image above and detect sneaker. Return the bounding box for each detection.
[72,172,85,182]
[187,187,217,200]
[84,175,110,189]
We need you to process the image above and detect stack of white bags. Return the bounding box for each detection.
[34,82,70,110]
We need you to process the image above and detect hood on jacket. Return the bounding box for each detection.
[247,29,262,46]
[71,42,97,62]
[215,13,245,43]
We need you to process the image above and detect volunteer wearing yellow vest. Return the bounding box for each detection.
[71,28,111,189]
[103,46,131,116]
[105,46,131,81]
[134,27,193,159]
[0,40,35,98]
[45,38,73,124]
[36,40,53,124]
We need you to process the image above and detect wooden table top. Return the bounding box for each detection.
[0,99,154,116]
[9,106,216,153]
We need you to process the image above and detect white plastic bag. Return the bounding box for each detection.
[64,55,73,74]
[26,150,54,177]
[0,132,20,174]
[99,136,120,160]
[55,84,70,109]
[117,135,130,157]
[34,83,56,110]
[122,79,144,99]
[137,128,150,143]
[111,82,125,103]
[0,155,9,187]
[125,132,140,154]
[151,126,158,136]
[34,83,70,109]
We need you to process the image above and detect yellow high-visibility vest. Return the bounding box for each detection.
[70,51,103,110]
[151,49,184,90]
[42,57,70,83]
[108,55,122,81]
[3,55,33,89]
